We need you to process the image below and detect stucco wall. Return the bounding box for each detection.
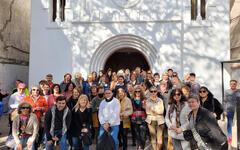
[0,0,31,90]
[30,0,230,99]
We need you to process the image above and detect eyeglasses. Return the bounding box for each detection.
[32,89,39,92]
[22,107,30,110]
[135,91,141,93]
[150,90,157,93]
[105,93,111,94]
[174,93,181,96]
[199,90,207,93]
[147,72,152,74]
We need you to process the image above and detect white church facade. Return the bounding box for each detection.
[29,0,230,99]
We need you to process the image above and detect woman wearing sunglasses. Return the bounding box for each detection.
[165,89,191,150]
[12,102,39,150]
[145,86,165,150]
[131,85,147,150]
[199,86,223,120]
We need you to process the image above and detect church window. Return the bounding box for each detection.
[191,0,206,20]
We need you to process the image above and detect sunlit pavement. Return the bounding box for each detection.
[0,113,238,150]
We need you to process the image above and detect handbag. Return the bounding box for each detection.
[183,130,193,141]
[81,131,92,146]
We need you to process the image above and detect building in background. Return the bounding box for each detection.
[29,0,230,99]
[230,0,240,84]
[0,0,30,91]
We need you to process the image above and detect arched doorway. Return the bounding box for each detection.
[104,48,150,72]
[89,34,159,73]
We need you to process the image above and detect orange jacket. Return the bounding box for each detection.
[22,95,48,123]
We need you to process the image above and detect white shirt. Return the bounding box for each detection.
[8,92,26,114]
[98,97,120,126]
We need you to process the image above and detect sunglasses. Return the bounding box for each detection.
[199,90,207,93]
[173,75,177,77]
[32,89,39,91]
[150,90,157,93]
[22,107,30,110]
[174,93,181,96]
[135,91,141,93]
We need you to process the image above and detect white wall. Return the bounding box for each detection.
[29,0,230,99]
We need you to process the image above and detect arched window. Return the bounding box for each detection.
[191,0,206,20]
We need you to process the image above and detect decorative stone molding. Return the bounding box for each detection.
[89,34,158,72]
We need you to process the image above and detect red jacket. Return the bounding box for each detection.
[22,95,48,123]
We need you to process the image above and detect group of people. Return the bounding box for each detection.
[2,67,240,150]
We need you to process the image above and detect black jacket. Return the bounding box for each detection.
[44,106,72,141]
[191,107,227,150]
[200,92,223,120]
[69,108,92,137]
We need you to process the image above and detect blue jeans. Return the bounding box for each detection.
[45,133,67,150]
[14,136,35,150]
[0,101,4,117]
[98,125,119,150]
[227,112,234,138]
[72,137,89,150]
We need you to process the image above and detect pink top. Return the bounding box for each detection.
[47,94,63,108]
[64,91,72,101]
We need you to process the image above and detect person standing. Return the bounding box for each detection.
[165,89,191,150]
[183,73,200,95]
[223,80,240,144]
[8,83,27,135]
[131,85,147,150]
[98,88,120,150]
[70,95,92,150]
[44,96,72,150]
[0,83,9,135]
[46,74,54,88]
[146,86,165,150]
[116,88,133,150]
[22,86,48,123]
[60,73,72,93]
[90,86,105,143]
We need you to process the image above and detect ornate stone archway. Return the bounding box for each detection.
[89,34,158,72]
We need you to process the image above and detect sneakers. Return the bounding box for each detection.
[228,137,232,144]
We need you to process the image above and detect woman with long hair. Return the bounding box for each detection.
[110,74,118,91]
[165,89,191,150]
[92,71,98,83]
[116,88,133,150]
[64,82,76,101]
[70,94,92,150]
[199,86,223,120]
[131,85,147,150]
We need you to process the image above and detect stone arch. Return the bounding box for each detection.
[89,34,158,72]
